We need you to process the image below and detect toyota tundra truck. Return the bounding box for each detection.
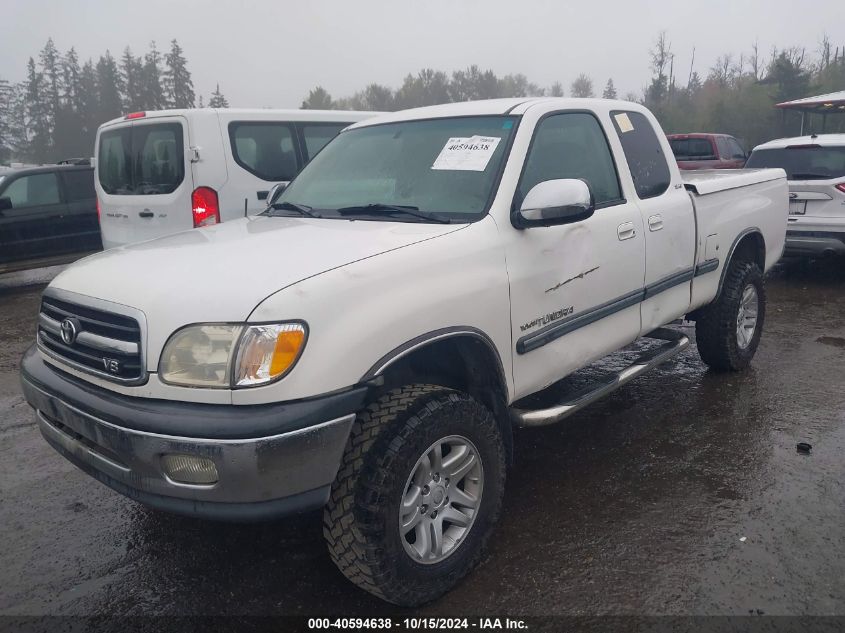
[20,98,788,606]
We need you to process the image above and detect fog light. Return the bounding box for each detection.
[161,454,219,485]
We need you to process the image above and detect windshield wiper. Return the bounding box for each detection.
[267,201,318,218]
[790,172,830,180]
[335,203,451,224]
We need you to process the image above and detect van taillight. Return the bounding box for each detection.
[192,187,220,227]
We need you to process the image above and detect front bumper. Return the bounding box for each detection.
[20,346,367,521]
[784,230,845,257]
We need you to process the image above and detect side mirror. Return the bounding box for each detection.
[0,197,12,212]
[266,182,288,207]
[514,179,595,229]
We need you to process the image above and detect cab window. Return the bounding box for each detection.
[611,111,671,199]
[517,112,623,208]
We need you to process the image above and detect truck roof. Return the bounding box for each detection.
[99,108,382,130]
[349,98,650,129]
[753,134,845,150]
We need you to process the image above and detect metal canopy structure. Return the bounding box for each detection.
[776,90,845,134]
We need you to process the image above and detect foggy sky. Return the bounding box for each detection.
[3,0,843,107]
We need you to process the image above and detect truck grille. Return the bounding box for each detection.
[37,296,144,383]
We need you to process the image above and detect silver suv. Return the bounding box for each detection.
[747,134,845,257]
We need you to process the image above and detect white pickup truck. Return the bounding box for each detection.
[21,98,787,606]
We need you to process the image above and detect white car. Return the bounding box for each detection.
[22,98,787,606]
[746,134,845,257]
[94,108,380,248]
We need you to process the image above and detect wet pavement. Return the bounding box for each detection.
[0,258,843,618]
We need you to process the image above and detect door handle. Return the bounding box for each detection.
[617,221,636,241]
[648,214,664,231]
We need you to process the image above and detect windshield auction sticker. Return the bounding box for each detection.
[431,136,501,171]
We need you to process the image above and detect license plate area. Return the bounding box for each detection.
[789,201,807,215]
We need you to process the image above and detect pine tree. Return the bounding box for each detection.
[61,48,82,111]
[96,51,124,125]
[602,78,618,99]
[24,57,51,163]
[0,77,11,162]
[7,83,30,159]
[140,41,165,110]
[208,83,229,108]
[78,59,99,137]
[38,38,61,130]
[121,47,144,111]
[163,39,195,108]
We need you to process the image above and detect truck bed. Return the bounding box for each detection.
[682,168,786,195]
[685,167,788,313]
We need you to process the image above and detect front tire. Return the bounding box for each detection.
[695,258,766,371]
[323,384,506,606]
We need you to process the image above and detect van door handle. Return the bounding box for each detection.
[617,222,636,241]
[139,210,154,218]
[648,214,664,231]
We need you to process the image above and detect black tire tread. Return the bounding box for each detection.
[695,258,765,372]
[323,384,505,606]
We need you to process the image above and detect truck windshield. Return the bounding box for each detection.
[746,146,845,180]
[276,116,517,221]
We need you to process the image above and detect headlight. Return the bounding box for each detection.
[159,322,306,388]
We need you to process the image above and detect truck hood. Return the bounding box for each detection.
[51,215,464,325]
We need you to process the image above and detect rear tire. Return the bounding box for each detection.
[695,258,766,371]
[323,384,506,606]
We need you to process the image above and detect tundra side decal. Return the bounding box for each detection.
[520,306,575,332]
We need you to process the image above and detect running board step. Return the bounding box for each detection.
[510,327,690,428]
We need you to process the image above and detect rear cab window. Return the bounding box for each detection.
[611,111,671,199]
[98,121,185,195]
[746,145,845,180]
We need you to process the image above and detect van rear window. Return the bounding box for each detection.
[98,123,185,195]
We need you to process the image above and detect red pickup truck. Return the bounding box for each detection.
[667,133,747,170]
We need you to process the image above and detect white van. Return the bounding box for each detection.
[94,109,379,248]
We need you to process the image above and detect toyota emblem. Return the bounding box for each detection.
[60,318,79,345]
